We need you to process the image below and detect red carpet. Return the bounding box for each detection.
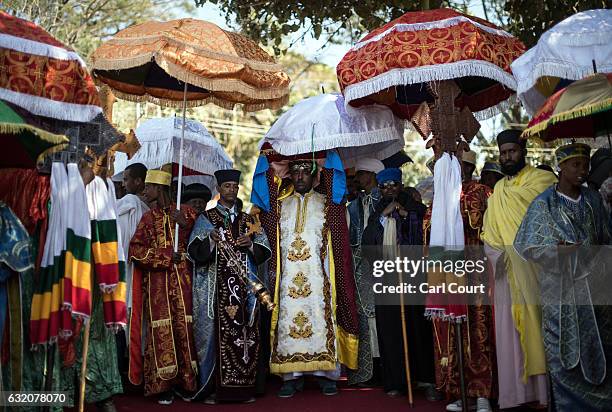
[75,380,449,412]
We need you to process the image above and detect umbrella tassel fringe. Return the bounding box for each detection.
[350,15,515,52]
[0,33,86,65]
[267,125,403,157]
[0,88,102,123]
[516,61,609,97]
[342,59,517,119]
[159,59,290,100]
[100,83,288,112]
[522,97,612,139]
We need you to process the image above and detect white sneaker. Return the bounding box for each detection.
[476,398,492,412]
[446,400,477,411]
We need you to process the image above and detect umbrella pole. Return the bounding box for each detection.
[455,322,469,412]
[398,270,414,407]
[78,319,91,412]
[174,82,188,253]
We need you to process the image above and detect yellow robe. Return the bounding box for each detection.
[481,165,557,380]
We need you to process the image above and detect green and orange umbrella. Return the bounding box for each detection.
[0,100,69,168]
[522,73,612,143]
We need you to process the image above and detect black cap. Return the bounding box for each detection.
[382,150,413,168]
[215,169,241,185]
[496,129,525,148]
[183,183,212,203]
[588,148,612,189]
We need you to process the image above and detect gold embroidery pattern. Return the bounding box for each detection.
[287,193,313,262]
[225,305,239,320]
[289,311,313,339]
[287,235,311,261]
[288,272,312,298]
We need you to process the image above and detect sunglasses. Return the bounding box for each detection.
[379,181,400,189]
[290,163,316,174]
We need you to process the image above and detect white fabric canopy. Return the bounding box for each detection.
[511,9,612,115]
[259,93,405,167]
[113,117,233,175]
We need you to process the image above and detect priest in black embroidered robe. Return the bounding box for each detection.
[187,169,271,403]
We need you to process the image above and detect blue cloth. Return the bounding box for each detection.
[324,150,346,205]
[0,203,33,345]
[376,168,402,184]
[251,155,271,212]
[187,215,218,395]
[515,186,612,411]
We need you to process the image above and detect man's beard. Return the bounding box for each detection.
[501,158,526,176]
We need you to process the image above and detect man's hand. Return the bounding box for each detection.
[397,204,408,218]
[172,252,183,264]
[236,235,253,248]
[171,209,188,228]
[210,229,221,243]
[382,201,399,217]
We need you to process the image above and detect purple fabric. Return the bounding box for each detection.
[494,270,549,409]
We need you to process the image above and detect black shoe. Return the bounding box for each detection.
[157,391,174,405]
[318,378,338,396]
[173,388,193,402]
[203,393,217,405]
[95,398,117,412]
[425,384,444,401]
[278,378,304,398]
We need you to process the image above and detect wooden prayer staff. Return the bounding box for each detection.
[398,270,414,407]
[78,319,91,412]
[78,267,94,412]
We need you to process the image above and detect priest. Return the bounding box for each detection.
[187,169,271,404]
[129,169,198,405]
[263,157,359,398]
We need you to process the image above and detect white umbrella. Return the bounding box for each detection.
[114,117,233,175]
[511,9,612,115]
[259,93,405,167]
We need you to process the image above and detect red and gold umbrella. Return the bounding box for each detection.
[522,73,612,143]
[91,18,290,111]
[0,12,101,122]
[337,8,525,121]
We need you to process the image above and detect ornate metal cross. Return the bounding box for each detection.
[234,327,255,364]
[411,80,480,154]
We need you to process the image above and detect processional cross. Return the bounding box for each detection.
[411,80,480,155]
[234,327,255,364]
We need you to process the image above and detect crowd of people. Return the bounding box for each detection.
[2,129,612,412]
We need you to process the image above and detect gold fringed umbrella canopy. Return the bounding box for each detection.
[91,18,290,111]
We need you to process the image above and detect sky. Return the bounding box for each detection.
[177,1,506,144]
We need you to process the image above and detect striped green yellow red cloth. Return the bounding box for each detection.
[30,162,74,345]
[30,166,127,346]
[88,176,126,328]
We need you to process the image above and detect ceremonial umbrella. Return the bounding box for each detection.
[511,9,612,116]
[337,8,525,125]
[259,93,405,168]
[4,100,127,172]
[91,18,290,251]
[0,100,68,168]
[0,12,101,122]
[91,18,290,111]
[522,73,612,143]
[115,116,233,191]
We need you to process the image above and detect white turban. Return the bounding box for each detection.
[354,158,385,174]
